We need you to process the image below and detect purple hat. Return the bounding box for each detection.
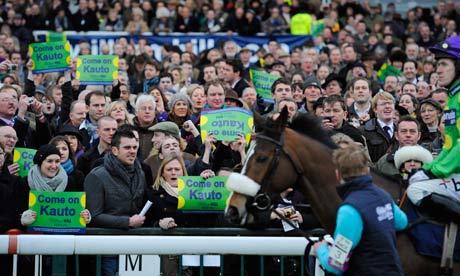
[429,36,460,60]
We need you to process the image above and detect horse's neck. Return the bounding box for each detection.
[290,139,342,234]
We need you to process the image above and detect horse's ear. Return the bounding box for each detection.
[252,106,266,131]
[274,105,289,129]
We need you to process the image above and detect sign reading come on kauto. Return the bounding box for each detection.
[28,191,87,234]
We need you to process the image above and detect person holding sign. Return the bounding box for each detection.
[147,153,218,276]
[20,144,91,227]
[312,144,407,275]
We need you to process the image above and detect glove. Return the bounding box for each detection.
[21,210,36,226]
[409,169,436,185]
[159,217,176,230]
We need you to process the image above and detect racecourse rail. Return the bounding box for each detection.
[1,228,327,276]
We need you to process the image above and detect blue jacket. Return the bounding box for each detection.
[317,175,407,275]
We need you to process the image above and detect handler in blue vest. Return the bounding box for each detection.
[313,144,408,275]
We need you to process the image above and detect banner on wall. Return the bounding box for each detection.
[33,31,313,62]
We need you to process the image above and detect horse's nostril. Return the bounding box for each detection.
[225,206,239,224]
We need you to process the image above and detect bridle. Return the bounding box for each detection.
[246,133,325,276]
[248,133,304,212]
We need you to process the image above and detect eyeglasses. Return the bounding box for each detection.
[0,97,17,103]
[1,134,18,141]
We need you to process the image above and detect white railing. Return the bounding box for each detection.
[1,235,313,255]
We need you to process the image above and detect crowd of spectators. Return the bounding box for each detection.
[1,0,460,275]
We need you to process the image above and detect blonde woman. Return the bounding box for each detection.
[105,100,134,127]
[147,154,215,275]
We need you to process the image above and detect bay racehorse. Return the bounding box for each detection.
[225,109,459,275]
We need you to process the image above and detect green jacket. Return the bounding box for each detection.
[290,13,313,35]
[424,79,460,177]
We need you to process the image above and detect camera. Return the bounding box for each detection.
[8,64,18,71]
[323,116,332,123]
[28,96,34,104]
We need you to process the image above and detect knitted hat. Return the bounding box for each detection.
[303,76,322,90]
[33,144,61,166]
[394,145,433,170]
[168,93,193,111]
[149,122,180,140]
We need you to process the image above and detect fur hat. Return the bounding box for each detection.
[149,122,180,140]
[33,144,61,166]
[168,93,193,112]
[394,145,433,170]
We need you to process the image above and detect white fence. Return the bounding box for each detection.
[0,235,312,255]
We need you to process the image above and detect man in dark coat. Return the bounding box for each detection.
[71,0,99,31]
[322,95,365,145]
[360,91,397,163]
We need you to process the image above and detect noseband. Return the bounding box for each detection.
[247,133,303,212]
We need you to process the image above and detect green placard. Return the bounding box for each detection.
[29,41,71,74]
[250,69,279,103]
[177,176,230,211]
[12,147,37,177]
[28,191,86,233]
[76,55,119,85]
[200,107,253,142]
[45,31,67,42]
[377,63,402,81]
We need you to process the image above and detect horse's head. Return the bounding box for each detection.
[225,108,303,226]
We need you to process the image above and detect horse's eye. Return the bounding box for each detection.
[256,156,268,163]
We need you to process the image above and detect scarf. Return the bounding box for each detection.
[27,165,68,192]
[159,177,179,198]
[103,153,146,198]
[61,159,74,175]
[143,77,159,92]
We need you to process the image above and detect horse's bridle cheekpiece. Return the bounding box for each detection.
[248,133,303,213]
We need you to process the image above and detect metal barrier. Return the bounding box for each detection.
[0,228,328,276]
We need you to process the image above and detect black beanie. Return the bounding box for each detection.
[33,144,61,166]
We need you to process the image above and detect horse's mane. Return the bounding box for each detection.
[289,113,338,149]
